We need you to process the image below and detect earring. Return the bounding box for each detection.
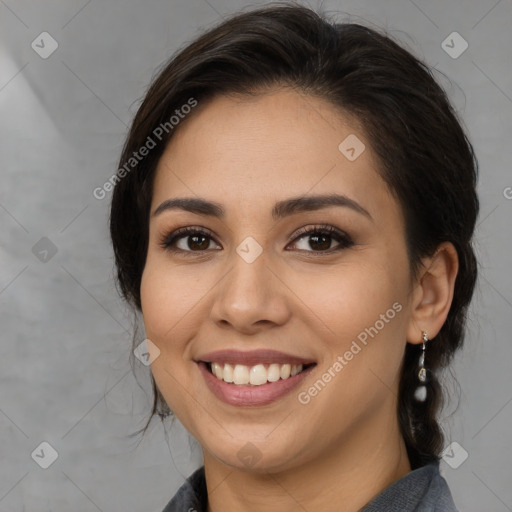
[414,331,428,402]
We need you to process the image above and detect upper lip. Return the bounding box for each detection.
[196,349,316,367]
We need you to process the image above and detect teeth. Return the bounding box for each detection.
[233,364,249,385]
[223,363,234,383]
[250,364,267,385]
[209,362,305,385]
[211,362,222,379]
[267,364,281,382]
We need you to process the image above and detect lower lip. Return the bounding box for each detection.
[197,362,316,407]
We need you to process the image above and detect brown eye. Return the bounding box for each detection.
[289,225,354,253]
[159,224,354,257]
[185,234,210,251]
[160,227,221,254]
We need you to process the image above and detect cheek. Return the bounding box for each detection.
[140,256,206,343]
[289,261,399,336]
[295,269,408,419]
[289,259,409,389]
[140,266,170,340]
[140,261,198,414]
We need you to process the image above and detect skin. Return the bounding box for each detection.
[140,88,459,512]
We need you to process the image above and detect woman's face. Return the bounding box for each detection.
[141,88,418,472]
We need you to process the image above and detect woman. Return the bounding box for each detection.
[109,4,478,511]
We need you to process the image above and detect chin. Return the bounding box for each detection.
[202,433,307,474]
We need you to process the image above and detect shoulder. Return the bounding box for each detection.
[161,466,207,512]
[420,463,459,512]
[361,462,459,512]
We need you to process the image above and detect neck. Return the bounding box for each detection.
[203,411,411,512]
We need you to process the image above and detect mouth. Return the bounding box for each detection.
[195,349,317,406]
[204,361,317,386]
[197,360,317,406]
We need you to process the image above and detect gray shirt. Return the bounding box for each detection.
[162,461,458,511]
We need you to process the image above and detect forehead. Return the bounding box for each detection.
[152,89,397,221]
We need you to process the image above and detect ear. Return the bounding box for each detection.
[406,241,459,344]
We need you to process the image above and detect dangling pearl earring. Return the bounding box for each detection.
[414,331,428,402]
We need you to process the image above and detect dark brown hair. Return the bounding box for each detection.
[109,2,479,469]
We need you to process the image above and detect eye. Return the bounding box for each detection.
[159,224,354,256]
[159,227,221,255]
[287,225,354,253]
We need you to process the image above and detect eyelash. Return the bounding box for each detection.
[159,224,354,257]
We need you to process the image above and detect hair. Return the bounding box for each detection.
[109,2,479,469]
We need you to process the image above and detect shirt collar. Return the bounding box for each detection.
[162,461,457,512]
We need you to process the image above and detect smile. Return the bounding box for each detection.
[207,362,313,385]
[195,349,317,406]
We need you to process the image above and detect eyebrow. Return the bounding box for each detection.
[152,193,373,222]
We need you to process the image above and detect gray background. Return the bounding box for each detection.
[1,0,511,510]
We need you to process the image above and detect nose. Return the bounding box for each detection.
[209,248,291,334]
